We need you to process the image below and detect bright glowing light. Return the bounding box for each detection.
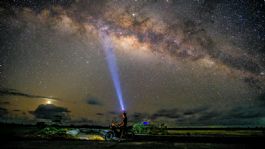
[46,100,51,104]
[99,31,125,111]
[44,98,52,104]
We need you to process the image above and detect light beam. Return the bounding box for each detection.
[99,31,125,111]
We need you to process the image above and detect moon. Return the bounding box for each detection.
[46,99,52,105]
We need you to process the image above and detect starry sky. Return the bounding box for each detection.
[0,0,265,127]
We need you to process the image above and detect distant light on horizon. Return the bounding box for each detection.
[44,98,53,104]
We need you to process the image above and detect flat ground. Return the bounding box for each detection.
[2,140,263,149]
[1,124,264,149]
[2,134,265,149]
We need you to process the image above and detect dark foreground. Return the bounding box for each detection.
[2,135,265,149]
[1,124,265,148]
[2,139,265,149]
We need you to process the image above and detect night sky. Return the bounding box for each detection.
[0,0,265,127]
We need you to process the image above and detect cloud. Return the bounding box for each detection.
[130,112,149,122]
[0,88,60,100]
[221,94,265,122]
[71,118,94,125]
[149,107,219,125]
[150,103,265,126]
[0,107,8,117]
[214,105,265,126]
[228,107,264,119]
[96,112,104,116]
[151,108,181,119]
[0,101,10,105]
[13,109,21,112]
[183,106,208,116]
[30,104,70,122]
[151,106,209,121]
[108,111,119,115]
[197,111,220,121]
[86,97,102,106]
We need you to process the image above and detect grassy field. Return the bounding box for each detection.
[167,129,265,136]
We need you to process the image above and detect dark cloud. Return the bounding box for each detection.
[188,100,265,125]
[228,107,264,119]
[130,112,149,122]
[108,111,119,115]
[0,107,8,117]
[86,97,102,106]
[71,118,94,125]
[152,104,265,125]
[96,112,104,116]
[13,109,21,112]
[212,104,265,125]
[151,108,180,120]
[197,111,220,121]
[152,106,209,121]
[0,88,60,100]
[150,107,220,125]
[183,106,208,116]
[30,104,70,122]
[0,101,10,105]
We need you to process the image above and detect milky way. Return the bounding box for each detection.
[0,0,265,127]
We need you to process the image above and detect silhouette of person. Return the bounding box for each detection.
[119,111,127,138]
[111,111,127,138]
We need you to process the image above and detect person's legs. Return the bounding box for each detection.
[111,126,119,137]
[119,127,127,138]
[119,127,123,138]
